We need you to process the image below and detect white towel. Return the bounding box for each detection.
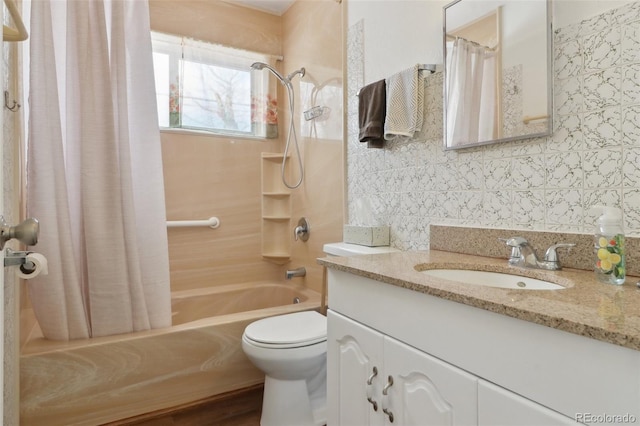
[383,64,424,141]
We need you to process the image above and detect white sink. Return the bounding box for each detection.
[421,268,566,290]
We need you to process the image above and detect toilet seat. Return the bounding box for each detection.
[243,311,326,349]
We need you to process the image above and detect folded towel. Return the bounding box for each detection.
[384,64,423,141]
[358,79,386,149]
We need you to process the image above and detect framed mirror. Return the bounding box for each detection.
[443,0,552,150]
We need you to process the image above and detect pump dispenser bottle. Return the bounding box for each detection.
[592,206,625,285]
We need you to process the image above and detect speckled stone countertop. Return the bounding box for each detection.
[318,250,640,352]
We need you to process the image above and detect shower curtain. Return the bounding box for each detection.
[26,0,172,340]
[446,37,497,147]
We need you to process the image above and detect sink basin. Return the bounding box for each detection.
[421,269,566,290]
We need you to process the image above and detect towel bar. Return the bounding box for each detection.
[356,63,437,96]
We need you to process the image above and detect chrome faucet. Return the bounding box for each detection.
[286,267,306,279]
[502,237,575,271]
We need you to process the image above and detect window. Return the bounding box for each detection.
[151,32,279,138]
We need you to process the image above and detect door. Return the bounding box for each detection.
[383,337,478,425]
[327,310,385,426]
[1,1,6,418]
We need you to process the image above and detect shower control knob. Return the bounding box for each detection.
[294,217,310,242]
[0,216,39,249]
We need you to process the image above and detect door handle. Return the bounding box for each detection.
[0,217,39,249]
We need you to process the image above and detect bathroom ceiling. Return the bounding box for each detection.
[226,0,295,15]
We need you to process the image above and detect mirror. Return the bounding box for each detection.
[443,0,551,150]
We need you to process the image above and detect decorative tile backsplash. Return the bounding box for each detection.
[346,3,640,251]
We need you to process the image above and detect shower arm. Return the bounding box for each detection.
[287,68,305,81]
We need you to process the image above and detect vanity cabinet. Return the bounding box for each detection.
[478,381,578,425]
[328,311,477,425]
[327,269,640,425]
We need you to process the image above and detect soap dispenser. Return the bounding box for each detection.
[592,206,625,285]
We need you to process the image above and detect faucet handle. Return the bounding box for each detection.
[499,237,527,264]
[544,243,576,262]
[500,236,528,247]
[294,217,310,242]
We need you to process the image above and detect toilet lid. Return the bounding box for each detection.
[244,311,326,348]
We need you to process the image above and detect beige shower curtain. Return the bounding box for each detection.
[26,0,172,340]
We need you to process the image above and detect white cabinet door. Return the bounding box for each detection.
[478,380,581,425]
[383,337,478,425]
[327,310,385,426]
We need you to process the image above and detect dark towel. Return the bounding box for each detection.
[358,79,386,149]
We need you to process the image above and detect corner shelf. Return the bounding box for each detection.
[261,153,291,264]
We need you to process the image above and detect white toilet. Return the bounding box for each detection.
[242,242,399,426]
[242,311,327,426]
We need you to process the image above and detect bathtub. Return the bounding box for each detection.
[20,281,322,426]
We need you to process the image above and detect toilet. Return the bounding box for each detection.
[242,242,399,426]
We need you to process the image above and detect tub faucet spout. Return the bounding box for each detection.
[286,267,306,279]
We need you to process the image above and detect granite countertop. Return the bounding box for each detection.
[318,250,640,352]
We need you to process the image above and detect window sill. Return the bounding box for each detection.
[159,127,273,141]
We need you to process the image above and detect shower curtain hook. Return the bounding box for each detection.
[4,90,20,112]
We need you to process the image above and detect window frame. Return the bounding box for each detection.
[150,31,279,139]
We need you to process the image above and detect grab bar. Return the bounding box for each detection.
[522,114,549,124]
[166,216,220,229]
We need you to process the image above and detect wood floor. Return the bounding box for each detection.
[107,385,263,426]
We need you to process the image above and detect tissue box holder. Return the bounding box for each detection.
[343,225,390,247]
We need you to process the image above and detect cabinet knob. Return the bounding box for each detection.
[382,375,394,422]
[382,375,394,395]
[366,366,378,385]
[367,394,378,411]
[366,366,378,411]
[383,407,394,423]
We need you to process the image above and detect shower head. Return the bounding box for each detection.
[250,62,305,87]
[251,62,288,86]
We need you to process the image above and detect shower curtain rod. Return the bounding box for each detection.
[3,0,28,42]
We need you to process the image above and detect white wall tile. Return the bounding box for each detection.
[546,189,584,226]
[622,63,640,105]
[583,26,621,72]
[622,104,640,145]
[346,3,640,248]
[623,147,640,186]
[545,152,583,188]
[583,148,623,188]
[554,39,582,80]
[583,67,621,111]
[512,155,546,190]
[583,107,622,148]
[483,191,512,227]
[621,20,640,64]
[555,76,583,115]
[513,190,546,225]
[550,114,583,152]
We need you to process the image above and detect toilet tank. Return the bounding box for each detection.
[322,242,400,257]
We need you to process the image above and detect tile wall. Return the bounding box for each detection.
[153,0,343,293]
[347,2,640,251]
